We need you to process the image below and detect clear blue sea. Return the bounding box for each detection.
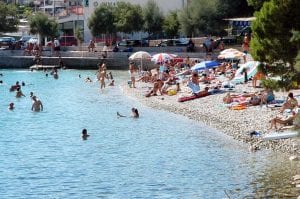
[0,69,299,198]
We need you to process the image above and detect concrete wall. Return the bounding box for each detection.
[0,47,208,70]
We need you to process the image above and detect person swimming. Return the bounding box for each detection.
[8,102,14,110]
[117,107,139,118]
[82,129,90,140]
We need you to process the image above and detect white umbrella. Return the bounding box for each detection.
[220,48,242,54]
[151,53,177,64]
[129,51,151,70]
[218,51,245,59]
[129,51,151,60]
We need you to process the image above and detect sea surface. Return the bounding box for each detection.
[0,69,299,198]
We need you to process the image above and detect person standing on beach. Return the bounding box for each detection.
[31,96,43,112]
[129,62,137,88]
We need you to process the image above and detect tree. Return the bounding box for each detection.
[247,0,269,10]
[251,0,300,90]
[162,11,180,38]
[75,27,84,50]
[88,4,115,37]
[178,0,218,37]
[217,0,254,18]
[114,2,143,33]
[29,12,59,44]
[0,2,18,33]
[142,0,164,35]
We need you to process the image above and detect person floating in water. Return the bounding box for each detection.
[31,96,43,112]
[82,129,90,140]
[117,107,139,118]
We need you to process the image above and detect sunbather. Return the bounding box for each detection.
[280,92,298,113]
[269,110,298,130]
[145,79,164,97]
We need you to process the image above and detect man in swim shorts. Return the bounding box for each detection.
[31,96,43,112]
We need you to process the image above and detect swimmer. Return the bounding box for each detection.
[30,92,34,98]
[85,77,92,82]
[8,102,14,110]
[79,74,81,78]
[22,81,25,86]
[31,96,43,111]
[82,128,90,140]
[53,72,59,79]
[16,87,26,98]
[46,73,48,77]
[131,108,139,118]
[117,108,139,118]
[108,80,115,86]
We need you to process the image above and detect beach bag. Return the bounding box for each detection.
[167,89,177,96]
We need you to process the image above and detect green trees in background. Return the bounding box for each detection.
[178,0,218,37]
[0,2,18,33]
[142,0,163,36]
[114,2,143,33]
[29,12,59,44]
[88,4,115,37]
[162,11,180,38]
[251,0,300,90]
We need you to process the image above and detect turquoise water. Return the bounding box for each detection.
[0,69,299,198]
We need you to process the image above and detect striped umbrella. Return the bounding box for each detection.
[151,53,177,64]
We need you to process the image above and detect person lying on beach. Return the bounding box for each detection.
[82,129,90,140]
[280,92,298,113]
[260,89,275,105]
[145,79,164,97]
[268,109,298,130]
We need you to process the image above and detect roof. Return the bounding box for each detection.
[223,17,256,22]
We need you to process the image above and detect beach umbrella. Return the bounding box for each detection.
[190,61,220,71]
[129,51,151,70]
[220,48,241,54]
[232,61,260,84]
[151,53,177,64]
[217,51,245,59]
[129,51,151,60]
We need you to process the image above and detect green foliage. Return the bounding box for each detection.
[178,0,218,37]
[162,11,180,38]
[75,27,83,43]
[29,12,58,40]
[295,51,300,72]
[88,4,115,36]
[114,2,143,33]
[261,78,280,91]
[250,0,300,90]
[142,0,163,35]
[247,0,269,10]
[217,0,253,18]
[0,2,18,33]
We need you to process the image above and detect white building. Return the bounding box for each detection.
[81,0,190,42]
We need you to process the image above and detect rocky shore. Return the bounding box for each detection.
[121,82,300,155]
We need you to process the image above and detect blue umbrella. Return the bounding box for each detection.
[191,61,220,71]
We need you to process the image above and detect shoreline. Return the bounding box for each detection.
[121,81,300,155]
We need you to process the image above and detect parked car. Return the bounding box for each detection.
[215,36,237,45]
[0,37,16,49]
[59,36,77,46]
[18,36,32,46]
[156,39,189,47]
[117,39,149,47]
[26,37,38,44]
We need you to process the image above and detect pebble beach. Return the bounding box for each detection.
[122,81,300,156]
